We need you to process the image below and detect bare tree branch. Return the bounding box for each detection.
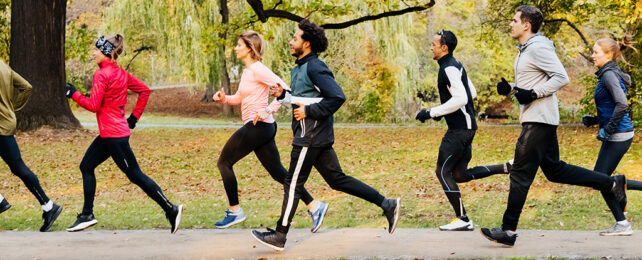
[245,0,435,30]
[544,18,590,48]
[322,2,435,29]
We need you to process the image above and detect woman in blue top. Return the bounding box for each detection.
[583,36,640,236]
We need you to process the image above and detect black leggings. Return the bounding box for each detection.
[0,135,49,205]
[594,138,642,221]
[218,122,313,207]
[80,136,174,215]
[436,129,507,218]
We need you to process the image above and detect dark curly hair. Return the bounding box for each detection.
[298,19,328,53]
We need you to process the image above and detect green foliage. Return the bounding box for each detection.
[65,22,96,95]
[0,0,10,63]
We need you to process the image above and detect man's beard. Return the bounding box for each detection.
[291,46,304,57]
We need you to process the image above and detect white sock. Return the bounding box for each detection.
[42,200,53,212]
[617,220,629,225]
[309,201,320,212]
[0,193,4,201]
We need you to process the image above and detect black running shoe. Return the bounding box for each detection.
[166,204,183,234]
[611,175,627,212]
[40,203,63,232]
[67,213,98,232]
[251,228,286,251]
[480,227,517,246]
[0,198,10,215]
[381,197,401,234]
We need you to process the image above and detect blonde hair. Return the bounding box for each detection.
[595,35,637,63]
[239,31,265,61]
[106,34,125,60]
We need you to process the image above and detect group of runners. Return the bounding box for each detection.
[0,4,637,251]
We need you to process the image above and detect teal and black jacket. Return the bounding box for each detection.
[277,53,346,147]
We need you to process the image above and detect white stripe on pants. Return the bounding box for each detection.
[282,147,308,226]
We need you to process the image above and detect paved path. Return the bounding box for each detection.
[1,228,640,259]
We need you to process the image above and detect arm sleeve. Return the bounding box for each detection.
[221,89,242,105]
[11,70,32,112]
[468,76,477,99]
[603,71,629,133]
[304,61,346,119]
[252,66,289,114]
[73,72,105,113]
[429,66,469,118]
[126,72,150,119]
[530,44,570,98]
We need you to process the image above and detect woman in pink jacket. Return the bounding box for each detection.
[212,31,327,232]
[65,35,182,233]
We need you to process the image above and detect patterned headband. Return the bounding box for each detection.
[95,36,115,57]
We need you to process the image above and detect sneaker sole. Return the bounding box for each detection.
[66,219,98,232]
[600,230,633,236]
[439,225,474,231]
[311,204,329,233]
[251,230,284,251]
[479,229,514,247]
[41,206,63,232]
[215,215,246,229]
[389,198,401,234]
[171,205,183,234]
[0,203,11,215]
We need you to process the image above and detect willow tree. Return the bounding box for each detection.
[11,0,80,130]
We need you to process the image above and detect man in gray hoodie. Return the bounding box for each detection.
[479,5,628,246]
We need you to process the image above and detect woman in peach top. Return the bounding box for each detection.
[212,31,328,232]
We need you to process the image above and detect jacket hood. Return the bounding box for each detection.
[596,60,631,89]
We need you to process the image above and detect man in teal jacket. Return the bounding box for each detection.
[251,20,400,251]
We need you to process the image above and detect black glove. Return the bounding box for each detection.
[513,87,537,105]
[415,109,432,123]
[65,83,77,98]
[497,77,512,95]
[582,115,599,127]
[127,114,138,129]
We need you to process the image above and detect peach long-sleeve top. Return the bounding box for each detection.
[222,62,288,124]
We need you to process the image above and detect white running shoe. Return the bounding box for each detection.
[600,222,633,236]
[439,218,474,231]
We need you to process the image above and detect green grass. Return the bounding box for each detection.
[0,122,640,232]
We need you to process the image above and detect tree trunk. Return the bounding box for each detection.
[219,0,232,116]
[10,0,80,131]
[200,83,214,102]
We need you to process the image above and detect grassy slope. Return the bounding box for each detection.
[0,121,640,232]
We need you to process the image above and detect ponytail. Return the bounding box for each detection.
[596,35,637,65]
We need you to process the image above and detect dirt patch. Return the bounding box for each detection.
[125,88,239,117]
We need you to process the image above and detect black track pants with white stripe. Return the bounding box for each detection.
[276,145,386,234]
[436,129,508,218]
[79,136,174,215]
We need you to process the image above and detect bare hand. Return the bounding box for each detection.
[270,83,284,98]
[253,109,270,125]
[293,102,306,121]
[213,88,226,102]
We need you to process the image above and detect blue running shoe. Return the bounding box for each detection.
[215,208,246,228]
[308,202,329,233]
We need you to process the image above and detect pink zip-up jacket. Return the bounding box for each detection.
[222,62,288,124]
[72,59,150,138]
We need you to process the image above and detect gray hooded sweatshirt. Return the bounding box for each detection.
[512,33,570,126]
